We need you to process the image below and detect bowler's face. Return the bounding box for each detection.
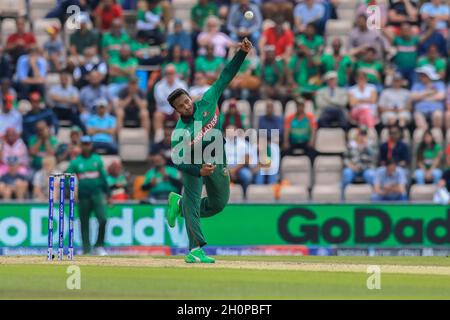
[173,94,194,118]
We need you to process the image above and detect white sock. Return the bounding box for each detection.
[191,247,200,252]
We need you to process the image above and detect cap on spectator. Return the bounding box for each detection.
[94,98,108,108]
[46,25,60,35]
[70,126,82,133]
[174,18,183,26]
[6,156,19,166]
[80,135,92,144]
[78,12,91,25]
[2,94,14,110]
[323,71,337,81]
[415,65,439,80]
[295,96,305,105]
[29,91,41,101]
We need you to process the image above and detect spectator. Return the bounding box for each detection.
[189,72,211,102]
[410,65,446,129]
[0,78,17,102]
[315,71,349,129]
[28,121,58,171]
[354,46,384,87]
[342,128,377,198]
[0,128,29,177]
[227,0,262,45]
[43,25,64,72]
[372,160,408,201]
[419,0,449,37]
[0,94,22,137]
[47,70,83,129]
[131,31,163,66]
[0,47,12,80]
[0,156,29,200]
[417,44,447,80]
[294,0,326,33]
[258,100,283,139]
[22,92,58,143]
[222,99,247,129]
[5,17,37,64]
[447,84,450,130]
[257,46,287,101]
[253,134,280,185]
[108,44,138,97]
[356,0,388,29]
[32,156,57,201]
[94,0,124,32]
[295,22,324,56]
[190,0,219,55]
[107,160,129,201]
[56,126,82,162]
[153,64,187,142]
[287,43,321,96]
[167,19,192,57]
[69,12,99,65]
[150,127,173,165]
[136,0,165,45]
[225,125,257,199]
[320,37,353,88]
[142,153,182,201]
[116,76,150,133]
[198,15,234,58]
[283,97,317,161]
[348,14,389,61]
[101,18,131,60]
[79,71,112,116]
[15,46,47,100]
[195,43,225,84]
[414,129,443,184]
[259,15,294,62]
[86,99,118,155]
[379,125,410,168]
[73,47,109,89]
[165,44,190,82]
[391,21,420,86]
[418,17,447,56]
[378,72,412,128]
[348,71,378,128]
[387,0,419,36]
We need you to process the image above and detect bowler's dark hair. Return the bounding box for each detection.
[167,88,190,108]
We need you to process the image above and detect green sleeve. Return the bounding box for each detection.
[98,156,110,196]
[200,50,248,109]
[66,158,77,174]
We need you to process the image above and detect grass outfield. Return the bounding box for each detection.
[1,256,450,299]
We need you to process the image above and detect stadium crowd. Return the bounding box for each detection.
[0,0,450,203]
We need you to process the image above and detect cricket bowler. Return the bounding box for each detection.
[166,38,252,263]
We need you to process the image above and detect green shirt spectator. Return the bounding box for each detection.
[29,133,58,170]
[295,34,324,56]
[142,158,182,200]
[191,0,218,31]
[320,54,353,87]
[255,59,284,86]
[355,60,384,85]
[417,57,447,74]
[195,55,225,74]
[109,53,138,84]
[288,54,321,93]
[393,35,419,69]
[101,31,131,60]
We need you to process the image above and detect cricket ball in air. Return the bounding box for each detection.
[244,11,254,20]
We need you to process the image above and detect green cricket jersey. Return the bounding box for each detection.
[171,50,248,177]
[67,153,109,197]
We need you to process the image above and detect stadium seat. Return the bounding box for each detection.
[325,20,353,37]
[0,0,26,16]
[344,184,373,202]
[311,184,341,202]
[413,128,444,145]
[314,128,346,154]
[57,127,71,145]
[229,184,244,203]
[279,185,309,202]
[409,184,436,202]
[246,185,275,202]
[253,99,283,128]
[284,100,314,118]
[118,128,149,162]
[102,155,121,169]
[221,99,251,128]
[347,127,378,146]
[281,156,311,187]
[314,156,342,185]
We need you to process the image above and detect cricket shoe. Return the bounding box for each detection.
[167,192,182,228]
[185,248,215,264]
[93,247,108,256]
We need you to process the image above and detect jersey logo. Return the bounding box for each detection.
[190,107,220,146]
[202,111,210,117]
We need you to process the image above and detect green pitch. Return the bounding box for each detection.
[1,256,450,299]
